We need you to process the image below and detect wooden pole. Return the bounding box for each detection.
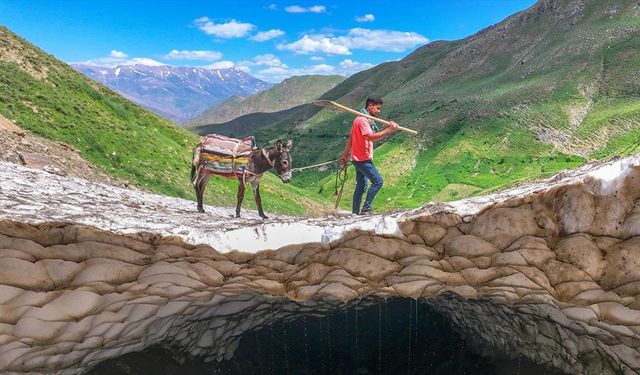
[313,100,418,135]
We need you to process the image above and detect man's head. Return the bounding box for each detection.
[365,96,383,116]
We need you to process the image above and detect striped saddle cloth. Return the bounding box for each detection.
[196,134,256,178]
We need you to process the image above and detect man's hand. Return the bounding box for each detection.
[339,154,348,166]
[388,121,399,131]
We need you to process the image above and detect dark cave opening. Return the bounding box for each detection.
[90,298,567,375]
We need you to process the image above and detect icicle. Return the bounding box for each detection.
[378,302,382,373]
[269,300,275,375]
[326,308,334,375]
[302,302,310,373]
[355,298,359,369]
[282,318,290,374]
[408,298,412,374]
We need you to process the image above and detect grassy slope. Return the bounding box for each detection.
[0,26,330,216]
[187,75,345,127]
[190,104,307,138]
[257,0,640,212]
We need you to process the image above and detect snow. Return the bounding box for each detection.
[114,67,121,77]
[0,162,402,254]
[3,153,638,254]
[587,157,629,194]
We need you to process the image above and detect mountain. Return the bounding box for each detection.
[190,104,307,139]
[0,26,327,216]
[72,64,273,124]
[250,0,640,211]
[186,74,346,128]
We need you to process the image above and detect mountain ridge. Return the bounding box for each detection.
[72,64,273,124]
[186,74,345,128]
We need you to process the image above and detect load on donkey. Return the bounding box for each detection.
[191,134,293,219]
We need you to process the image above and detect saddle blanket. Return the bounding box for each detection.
[197,134,256,178]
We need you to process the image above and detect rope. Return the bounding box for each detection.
[292,160,336,172]
[288,159,348,209]
[334,162,348,209]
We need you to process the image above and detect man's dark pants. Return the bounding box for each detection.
[352,160,384,214]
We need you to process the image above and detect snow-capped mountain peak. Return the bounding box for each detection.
[71,64,273,124]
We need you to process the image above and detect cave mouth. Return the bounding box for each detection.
[90,298,567,375]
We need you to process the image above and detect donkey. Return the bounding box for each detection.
[191,138,293,219]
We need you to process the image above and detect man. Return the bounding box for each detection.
[340,96,398,215]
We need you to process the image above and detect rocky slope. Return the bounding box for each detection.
[2,149,640,373]
[0,114,124,187]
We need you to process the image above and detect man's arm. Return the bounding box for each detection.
[366,121,399,141]
[340,135,351,165]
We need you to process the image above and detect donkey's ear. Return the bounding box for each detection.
[276,140,283,151]
[286,139,293,150]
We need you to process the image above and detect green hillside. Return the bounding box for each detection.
[252,0,640,211]
[191,104,307,139]
[186,75,345,127]
[0,26,330,216]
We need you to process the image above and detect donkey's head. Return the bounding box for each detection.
[273,139,293,183]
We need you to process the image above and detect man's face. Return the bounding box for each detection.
[367,103,382,116]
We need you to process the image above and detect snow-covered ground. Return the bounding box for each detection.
[0,161,402,253]
[1,153,637,253]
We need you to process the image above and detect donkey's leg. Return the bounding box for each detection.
[195,174,210,213]
[235,179,246,218]
[250,179,268,219]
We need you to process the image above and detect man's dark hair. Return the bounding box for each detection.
[366,96,383,107]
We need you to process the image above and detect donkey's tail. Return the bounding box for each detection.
[190,146,200,186]
[190,162,196,185]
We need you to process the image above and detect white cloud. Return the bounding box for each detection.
[253,63,335,82]
[339,28,428,52]
[250,29,285,42]
[355,14,375,22]
[267,4,277,10]
[109,50,128,58]
[163,50,223,61]
[193,17,255,38]
[252,60,376,83]
[254,54,287,68]
[338,59,374,75]
[203,61,236,69]
[309,56,324,61]
[277,28,427,55]
[285,5,326,13]
[277,34,351,55]
[306,64,335,73]
[74,52,165,68]
[309,5,326,13]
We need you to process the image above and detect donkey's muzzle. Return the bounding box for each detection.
[280,171,292,183]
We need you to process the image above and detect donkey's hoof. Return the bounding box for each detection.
[260,215,269,220]
[235,214,241,218]
[197,207,205,213]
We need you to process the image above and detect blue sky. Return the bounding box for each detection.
[0,0,537,82]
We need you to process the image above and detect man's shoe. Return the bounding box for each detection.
[360,208,372,216]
